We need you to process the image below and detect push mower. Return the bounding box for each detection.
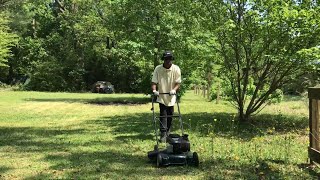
[147,93,199,167]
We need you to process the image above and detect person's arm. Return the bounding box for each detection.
[151,68,159,95]
[151,66,158,92]
[172,66,181,93]
[151,83,157,92]
[172,83,180,92]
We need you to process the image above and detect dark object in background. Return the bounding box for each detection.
[92,81,114,94]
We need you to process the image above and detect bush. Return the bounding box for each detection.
[269,89,284,104]
[23,61,68,91]
[0,81,9,88]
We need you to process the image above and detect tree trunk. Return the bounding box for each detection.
[207,85,210,99]
[207,72,212,100]
[239,109,250,122]
[6,60,13,84]
[32,19,36,37]
[153,12,160,68]
[238,103,247,122]
[216,81,220,104]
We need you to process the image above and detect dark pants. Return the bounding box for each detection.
[159,103,174,133]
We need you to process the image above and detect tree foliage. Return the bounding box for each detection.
[197,0,320,121]
[0,12,17,67]
[2,0,200,93]
[1,0,320,122]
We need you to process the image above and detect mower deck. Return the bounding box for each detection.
[148,134,199,167]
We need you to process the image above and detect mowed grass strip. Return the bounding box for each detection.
[0,90,318,179]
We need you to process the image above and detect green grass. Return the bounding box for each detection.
[0,90,319,179]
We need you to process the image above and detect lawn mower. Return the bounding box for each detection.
[147,93,199,167]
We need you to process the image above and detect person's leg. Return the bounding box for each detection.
[166,106,174,134]
[159,103,167,141]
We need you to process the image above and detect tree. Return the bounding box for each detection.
[0,13,17,68]
[98,0,205,94]
[199,0,320,122]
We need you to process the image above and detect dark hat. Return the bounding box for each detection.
[161,51,174,60]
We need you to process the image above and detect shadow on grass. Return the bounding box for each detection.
[24,96,150,105]
[89,111,309,142]
[0,126,171,179]
[26,152,285,180]
[24,151,150,179]
[0,127,85,152]
[0,111,312,179]
[298,163,320,178]
[202,158,319,179]
[87,113,153,142]
[0,166,11,175]
[183,112,308,140]
[201,158,280,179]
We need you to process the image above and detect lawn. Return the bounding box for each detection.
[0,90,319,179]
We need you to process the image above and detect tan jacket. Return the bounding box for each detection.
[152,64,181,106]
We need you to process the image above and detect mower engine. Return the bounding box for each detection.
[166,134,190,154]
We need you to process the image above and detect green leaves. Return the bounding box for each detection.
[0,13,17,67]
[197,0,320,121]
[0,0,318,99]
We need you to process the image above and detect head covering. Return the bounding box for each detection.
[161,51,174,60]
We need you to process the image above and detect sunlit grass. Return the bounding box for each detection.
[0,90,318,179]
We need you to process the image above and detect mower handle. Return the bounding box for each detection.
[150,91,184,140]
[159,93,171,95]
[152,92,177,96]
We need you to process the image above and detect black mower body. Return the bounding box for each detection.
[147,134,199,167]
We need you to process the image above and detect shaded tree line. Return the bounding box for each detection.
[0,0,319,121]
[0,0,198,93]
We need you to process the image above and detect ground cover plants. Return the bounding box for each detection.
[0,90,319,179]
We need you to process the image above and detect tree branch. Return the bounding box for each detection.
[54,0,65,13]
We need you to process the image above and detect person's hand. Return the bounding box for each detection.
[169,89,176,95]
[153,90,159,96]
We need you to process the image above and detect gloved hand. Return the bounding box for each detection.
[169,89,176,95]
[153,90,159,96]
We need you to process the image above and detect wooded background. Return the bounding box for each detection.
[1,0,319,121]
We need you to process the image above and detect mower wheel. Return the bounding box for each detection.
[192,152,199,167]
[156,153,163,167]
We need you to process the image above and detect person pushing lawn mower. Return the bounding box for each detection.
[148,50,199,167]
[151,50,181,143]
